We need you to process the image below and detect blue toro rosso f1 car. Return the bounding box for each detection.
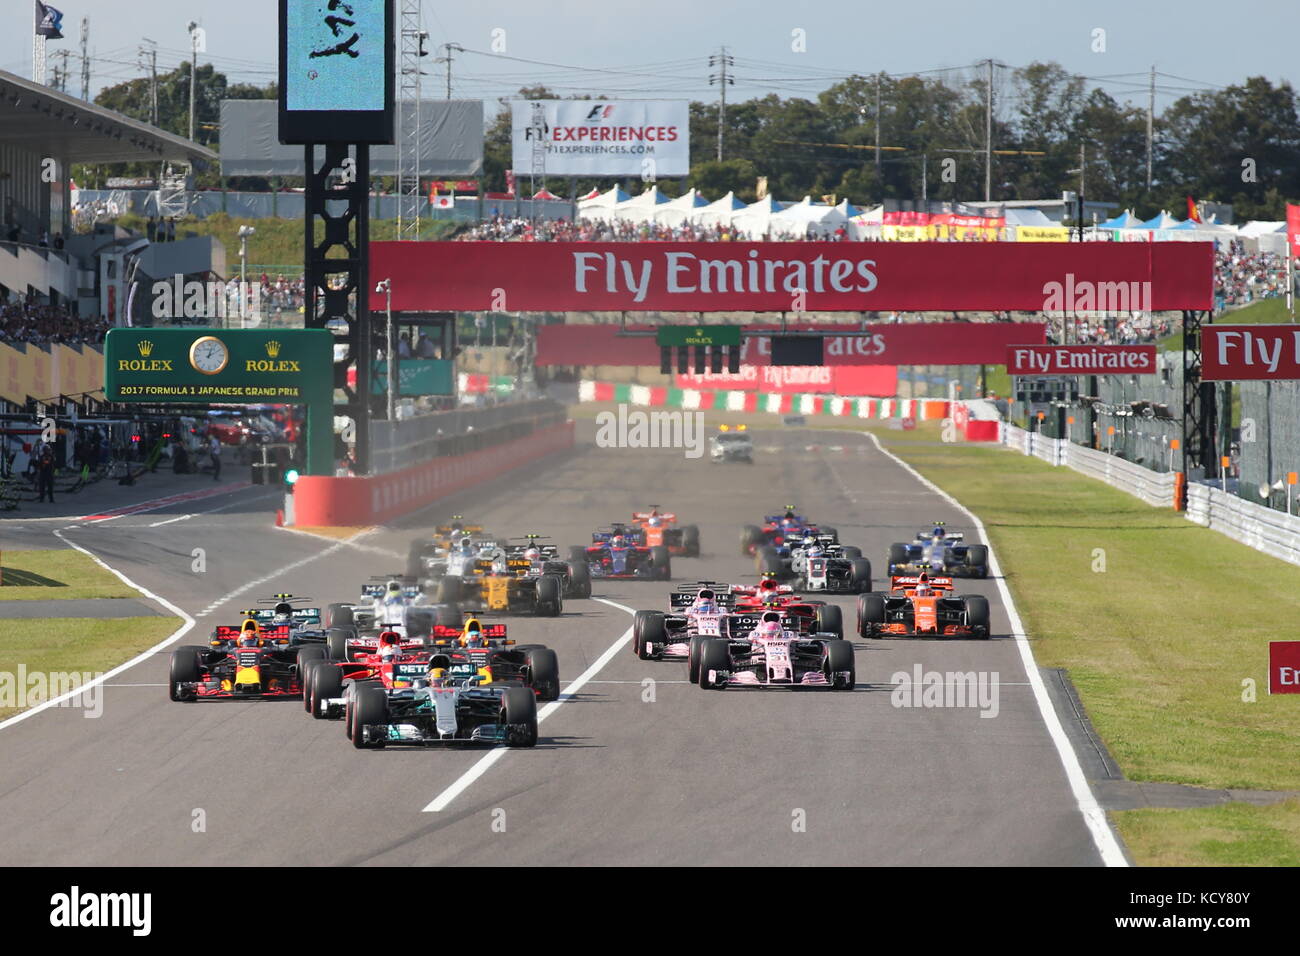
[574,526,671,581]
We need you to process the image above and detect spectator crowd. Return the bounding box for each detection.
[1214,242,1289,309]
[0,298,110,347]
[458,215,851,243]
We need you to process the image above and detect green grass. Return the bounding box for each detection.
[874,436,1300,793]
[1160,297,1298,351]
[873,432,1300,864]
[0,550,136,601]
[1114,800,1300,866]
[0,616,182,720]
[107,213,459,276]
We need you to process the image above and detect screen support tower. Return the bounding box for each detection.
[395,0,425,241]
[1181,308,1217,488]
[529,102,546,219]
[304,144,373,474]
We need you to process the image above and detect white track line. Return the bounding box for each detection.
[145,514,195,527]
[193,528,376,618]
[0,529,197,733]
[865,432,1129,867]
[422,597,637,813]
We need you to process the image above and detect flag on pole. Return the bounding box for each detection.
[1185,196,1201,223]
[35,2,64,40]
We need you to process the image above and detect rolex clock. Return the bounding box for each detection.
[189,336,229,375]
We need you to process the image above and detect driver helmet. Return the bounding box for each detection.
[426,663,452,687]
[611,534,626,548]
[272,601,293,624]
[756,618,783,638]
[759,578,780,593]
[461,620,487,647]
[239,618,260,647]
[914,574,934,597]
[524,547,541,561]
[386,580,402,596]
[692,589,718,614]
[932,526,946,540]
[647,516,662,528]
[377,631,401,659]
[805,545,824,559]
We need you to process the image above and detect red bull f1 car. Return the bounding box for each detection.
[168,617,328,701]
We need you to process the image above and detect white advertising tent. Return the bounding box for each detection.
[731,195,786,239]
[653,188,709,225]
[767,195,848,238]
[576,185,631,222]
[690,190,746,229]
[612,185,671,223]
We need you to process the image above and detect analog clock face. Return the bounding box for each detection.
[190,337,228,375]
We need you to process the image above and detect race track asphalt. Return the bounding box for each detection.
[0,422,1105,866]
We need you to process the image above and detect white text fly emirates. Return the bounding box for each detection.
[572,250,878,303]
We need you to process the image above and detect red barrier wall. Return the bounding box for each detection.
[293,421,575,527]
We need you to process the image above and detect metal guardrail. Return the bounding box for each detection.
[1186,483,1300,567]
[1001,422,1300,564]
[368,398,566,475]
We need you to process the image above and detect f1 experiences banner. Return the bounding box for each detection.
[511,100,689,177]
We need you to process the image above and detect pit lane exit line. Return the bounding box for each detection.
[422,597,637,813]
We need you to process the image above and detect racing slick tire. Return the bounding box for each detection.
[350,683,389,749]
[887,543,910,572]
[823,639,856,690]
[535,574,563,616]
[740,525,764,555]
[566,560,592,599]
[525,648,561,701]
[697,638,731,689]
[344,680,381,738]
[857,593,887,638]
[682,524,701,557]
[310,663,344,719]
[633,610,667,660]
[814,604,844,638]
[965,545,989,578]
[820,526,838,542]
[650,546,672,581]
[295,645,327,698]
[301,660,326,712]
[435,603,462,629]
[326,627,351,661]
[839,546,862,561]
[849,558,873,594]
[168,646,204,701]
[569,545,590,566]
[687,634,706,683]
[756,546,783,576]
[325,603,354,629]
[960,594,991,639]
[501,687,539,748]
[436,576,462,605]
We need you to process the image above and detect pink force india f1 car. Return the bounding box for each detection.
[692,610,856,691]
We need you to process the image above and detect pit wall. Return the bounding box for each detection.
[577,380,950,421]
[291,420,575,527]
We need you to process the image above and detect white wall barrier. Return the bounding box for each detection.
[1000,423,1300,565]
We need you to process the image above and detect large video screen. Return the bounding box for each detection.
[279,0,394,144]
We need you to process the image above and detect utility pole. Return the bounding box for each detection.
[921,152,927,201]
[983,58,994,202]
[187,21,199,141]
[709,47,734,162]
[139,39,159,125]
[874,72,882,174]
[79,17,90,100]
[1146,65,1155,190]
[1078,142,1086,242]
[51,52,69,92]
[437,41,462,99]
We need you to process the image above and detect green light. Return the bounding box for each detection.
[284,469,300,485]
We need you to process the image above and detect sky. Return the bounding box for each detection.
[3,0,1297,119]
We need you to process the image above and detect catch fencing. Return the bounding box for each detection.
[999,422,1300,564]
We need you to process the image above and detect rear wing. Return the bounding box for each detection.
[916,529,964,542]
[669,583,735,609]
[211,624,292,642]
[632,511,677,523]
[430,622,509,641]
[890,575,955,592]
